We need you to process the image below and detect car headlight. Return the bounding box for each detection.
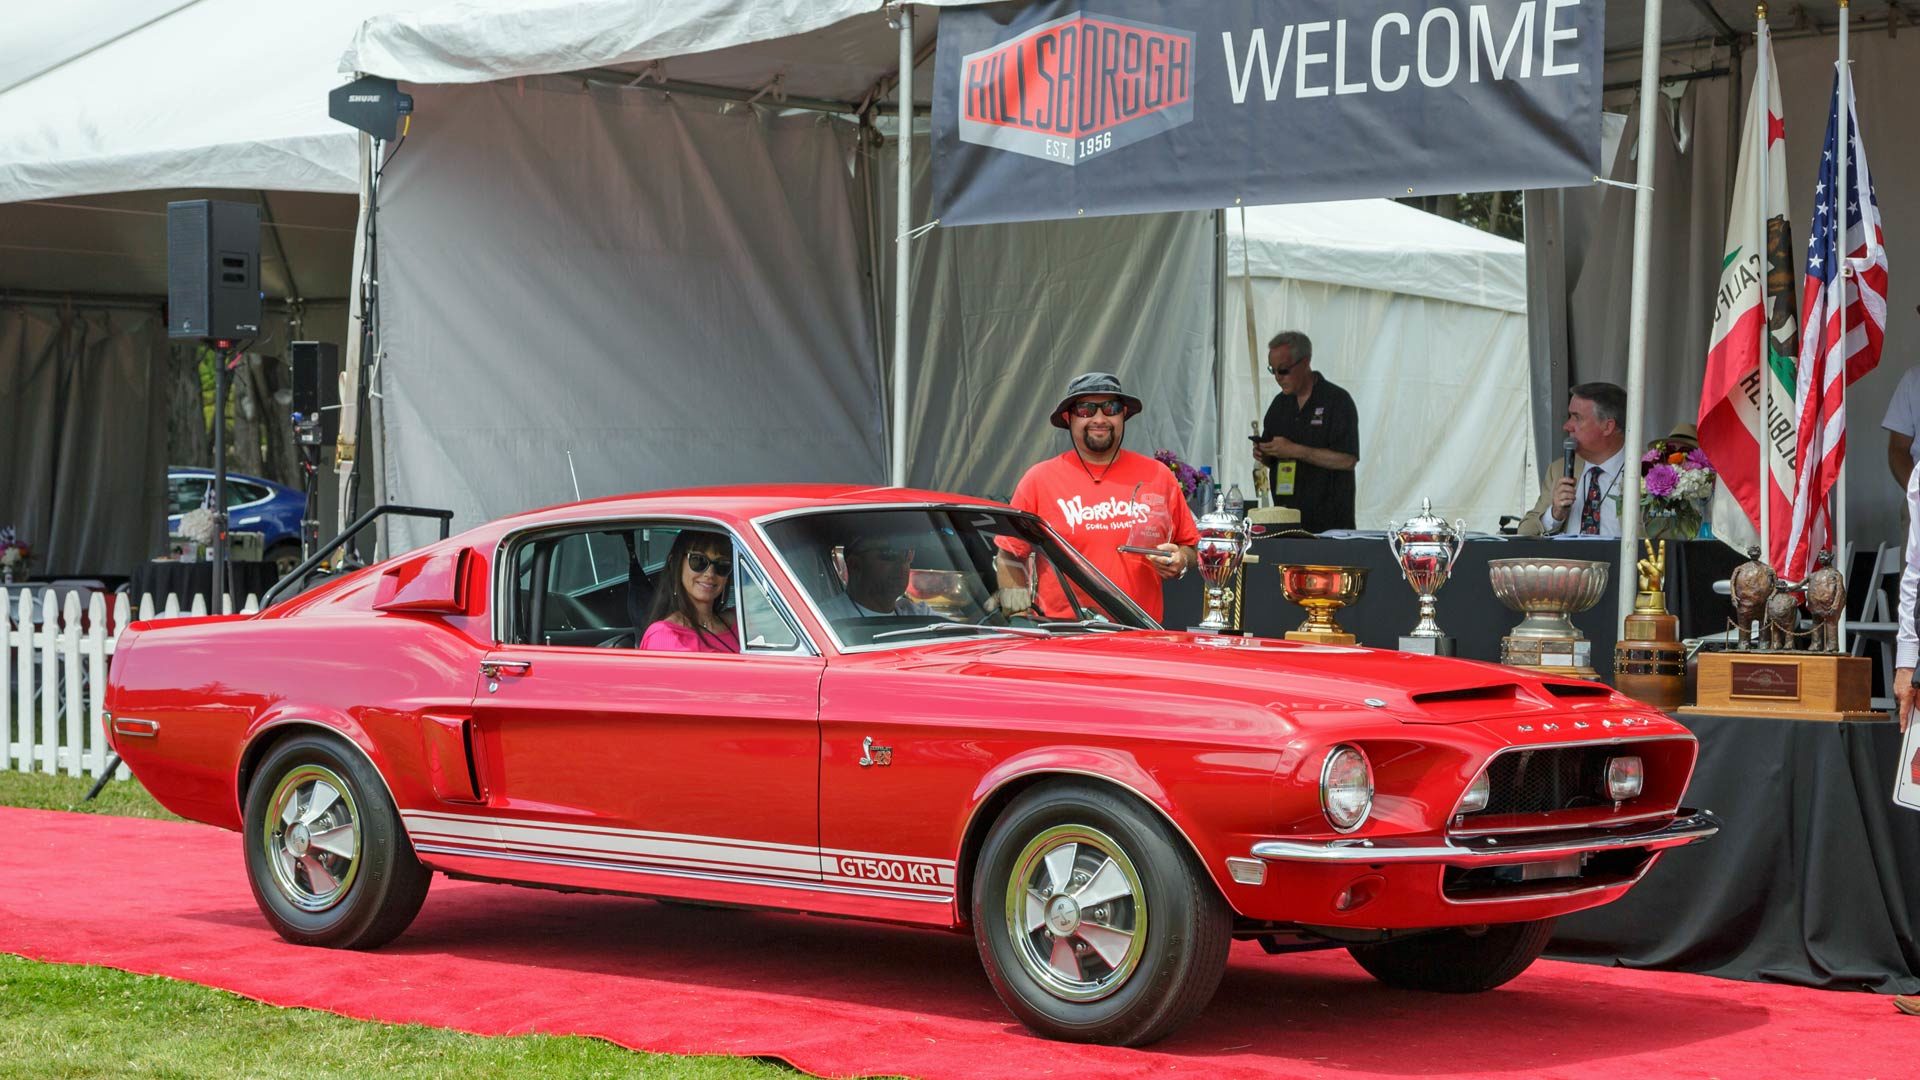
[1606,755,1644,801]
[1320,744,1374,833]
[1456,770,1491,815]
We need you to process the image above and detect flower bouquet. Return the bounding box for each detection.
[1153,449,1204,499]
[1641,441,1715,541]
[0,526,29,584]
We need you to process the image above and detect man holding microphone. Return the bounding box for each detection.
[1521,383,1629,538]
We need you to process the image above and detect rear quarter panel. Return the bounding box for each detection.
[106,609,485,830]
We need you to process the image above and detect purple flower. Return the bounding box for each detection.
[1642,448,1663,465]
[1685,448,1711,471]
[1644,463,1679,498]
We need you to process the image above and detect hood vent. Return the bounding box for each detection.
[1541,682,1613,700]
[1411,684,1521,707]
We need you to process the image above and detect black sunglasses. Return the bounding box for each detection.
[1069,399,1128,418]
[686,551,733,576]
[1268,360,1301,376]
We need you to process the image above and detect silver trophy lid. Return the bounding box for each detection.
[1393,498,1456,540]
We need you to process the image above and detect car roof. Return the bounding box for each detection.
[481,483,1009,534]
[168,467,281,487]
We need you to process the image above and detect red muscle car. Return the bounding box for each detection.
[105,485,1718,1046]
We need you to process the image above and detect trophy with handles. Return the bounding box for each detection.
[1387,499,1467,656]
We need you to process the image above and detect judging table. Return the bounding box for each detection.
[1163,536,1744,677]
[127,559,279,611]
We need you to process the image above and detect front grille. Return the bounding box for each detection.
[1477,747,1616,815]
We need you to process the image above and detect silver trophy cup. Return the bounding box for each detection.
[1193,495,1252,632]
[1387,498,1467,655]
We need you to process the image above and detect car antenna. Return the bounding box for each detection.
[567,450,602,583]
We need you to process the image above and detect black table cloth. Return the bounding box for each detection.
[127,560,279,611]
[1551,712,1920,994]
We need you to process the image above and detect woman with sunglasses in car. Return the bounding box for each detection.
[639,529,739,653]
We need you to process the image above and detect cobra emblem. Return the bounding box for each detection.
[858,736,894,768]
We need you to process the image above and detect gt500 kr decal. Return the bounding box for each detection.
[401,810,954,896]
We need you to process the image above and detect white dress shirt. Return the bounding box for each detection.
[1541,447,1628,539]
[1896,462,1920,670]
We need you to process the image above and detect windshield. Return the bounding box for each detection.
[761,507,1155,649]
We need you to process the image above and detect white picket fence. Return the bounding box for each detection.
[2,588,260,781]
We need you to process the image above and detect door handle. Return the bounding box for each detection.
[480,660,532,678]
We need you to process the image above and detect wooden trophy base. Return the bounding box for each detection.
[1680,652,1883,721]
[1286,629,1357,645]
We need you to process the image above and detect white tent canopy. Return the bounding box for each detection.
[1220,201,1535,533]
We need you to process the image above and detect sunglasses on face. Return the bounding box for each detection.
[686,551,733,576]
[1069,399,1128,418]
[1268,361,1300,376]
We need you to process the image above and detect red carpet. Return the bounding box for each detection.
[0,806,1907,1078]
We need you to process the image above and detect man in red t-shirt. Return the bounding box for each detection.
[1001,372,1198,623]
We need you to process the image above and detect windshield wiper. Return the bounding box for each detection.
[1035,619,1130,633]
[870,622,1051,642]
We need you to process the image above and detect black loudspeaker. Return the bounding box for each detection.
[166,199,261,340]
[289,341,341,446]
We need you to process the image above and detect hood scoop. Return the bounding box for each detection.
[1540,681,1614,700]
[1405,682,1524,723]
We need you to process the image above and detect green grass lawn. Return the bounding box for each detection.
[0,770,813,1079]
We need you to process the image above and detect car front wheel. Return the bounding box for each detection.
[242,731,430,948]
[1348,918,1556,993]
[972,782,1230,1046]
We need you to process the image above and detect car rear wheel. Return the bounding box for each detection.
[242,732,430,948]
[972,782,1230,1046]
[1348,918,1556,993]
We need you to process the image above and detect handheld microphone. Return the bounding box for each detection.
[1563,437,1578,480]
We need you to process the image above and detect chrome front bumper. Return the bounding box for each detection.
[1249,809,1721,865]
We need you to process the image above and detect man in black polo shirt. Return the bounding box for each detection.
[1255,330,1359,532]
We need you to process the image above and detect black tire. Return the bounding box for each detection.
[1348,918,1556,993]
[972,781,1230,1047]
[267,541,303,579]
[242,731,431,948]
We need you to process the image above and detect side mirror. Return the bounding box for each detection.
[373,548,471,614]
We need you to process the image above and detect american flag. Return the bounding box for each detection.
[1783,69,1888,581]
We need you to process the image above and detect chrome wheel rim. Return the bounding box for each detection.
[262,764,362,912]
[1004,824,1147,1003]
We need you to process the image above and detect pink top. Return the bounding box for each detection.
[638,619,739,654]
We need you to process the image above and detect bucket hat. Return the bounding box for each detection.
[1048,371,1143,429]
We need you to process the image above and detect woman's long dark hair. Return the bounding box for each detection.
[647,529,734,650]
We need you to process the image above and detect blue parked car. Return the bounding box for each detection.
[166,467,306,574]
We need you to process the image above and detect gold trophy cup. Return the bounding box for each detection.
[1277,564,1368,644]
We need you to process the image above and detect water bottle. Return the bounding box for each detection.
[1224,482,1245,519]
[1195,467,1215,513]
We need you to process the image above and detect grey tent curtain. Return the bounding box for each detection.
[0,302,167,575]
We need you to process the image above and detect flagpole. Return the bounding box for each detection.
[1757,6,1773,563]
[1619,0,1664,627]
[1835,0,1850,651]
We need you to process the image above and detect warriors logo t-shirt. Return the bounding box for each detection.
[1008,449,1199,622]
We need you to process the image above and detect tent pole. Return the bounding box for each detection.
[1618,0,1664,627]
[890,4,914,489]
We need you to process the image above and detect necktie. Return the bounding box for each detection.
[1580,466,1602,535]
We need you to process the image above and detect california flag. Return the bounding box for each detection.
[1697,29,1798,563]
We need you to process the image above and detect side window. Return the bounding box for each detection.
[737,558,801,652]
[168,477,208,514]
[228,481,271,506]
[507,527,641,647]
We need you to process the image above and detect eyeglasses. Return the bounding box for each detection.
[1268,361,1300,376]
[1068,399,1128,418]
[686,551,733,576]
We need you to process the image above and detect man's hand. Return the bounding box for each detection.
[1897,667,1915,732]
[1549,475,1577,522]
[1150,543,1189,580]
[994,586,1034,618]
[1257,435,1303,461]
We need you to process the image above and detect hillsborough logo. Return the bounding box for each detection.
[957,11,1195,167]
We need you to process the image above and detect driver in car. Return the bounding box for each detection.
[817,533,933,620]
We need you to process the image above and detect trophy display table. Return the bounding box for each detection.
[1550,710,1920,994]
[1165,535,1629,671]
